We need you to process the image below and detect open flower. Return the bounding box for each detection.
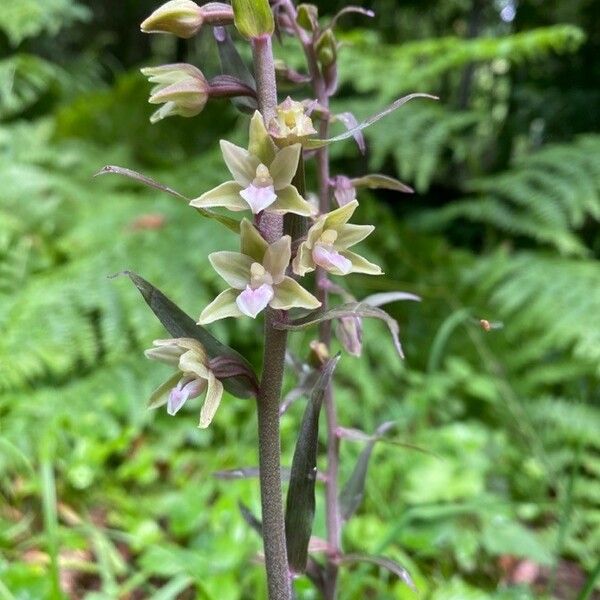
[141,63,209,123]
[199,220,321,324]
[190,112,313,216]
[292,200,382,276]
[145,338,224,428]
[269,97,317,146]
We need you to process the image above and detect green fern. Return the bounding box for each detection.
[0,0,90,46]
[415,135,600,255]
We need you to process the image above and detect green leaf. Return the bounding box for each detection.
[304,93,438,149]
[231,0,274,39]
[273,303,405,358]
[117,271,258,399]
[285,355,340,573]
[338,553,415,590]
[339,422,395,521]
[94,165,240,233]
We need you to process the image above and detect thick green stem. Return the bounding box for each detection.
[252,28,293,600]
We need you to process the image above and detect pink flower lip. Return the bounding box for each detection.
[167,375,205,415]
[235,283,274,318]
[312,244,352,274]
[239,184,277,214]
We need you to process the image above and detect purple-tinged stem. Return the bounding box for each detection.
[252,30,293,600]
[280,2,342,597]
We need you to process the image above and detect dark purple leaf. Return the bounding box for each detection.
[273,302,405,359]
[338,554,415,590]
[114,271,258,399]
[285,356,340,574]
[338,422,395,521]
[213,26,258,113]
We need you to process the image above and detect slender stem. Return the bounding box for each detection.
[252,29,293,600]
[258,312,292,600]
[282,1,344,593]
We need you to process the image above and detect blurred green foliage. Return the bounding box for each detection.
[0,0,599,598]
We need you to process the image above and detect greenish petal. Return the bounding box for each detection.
[178,349,210,380]
[240,218,268,262]
[270,144,301,189]
[198,288,244,324]
[263,236,291,283]
[270,185,313,216]
[291,242,315,276]
[341,250,383,275]
[209,251,253,289]
[220,140,260,186]
[248,111,277,165]
[199,371,224,428]
[147,372,181,410]
[271,276,321,310]
[190,180,247,211]
[336,224,374,249]
[324,199,359,230]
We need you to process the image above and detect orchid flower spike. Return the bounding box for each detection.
[293,200,383,276]
[199,220,321,324]
[141,63,209,123]
[190,112,314,216]
[145,338,224,428]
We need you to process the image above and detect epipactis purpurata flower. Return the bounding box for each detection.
[199,219,321,323]
[292,200,382,276]
[145,338,224,428]
[141,63,209,123]
[190,112,314,216]
[269,97,317,146]
[141,1,233,38]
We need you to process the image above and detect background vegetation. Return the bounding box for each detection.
[0,0,598,598]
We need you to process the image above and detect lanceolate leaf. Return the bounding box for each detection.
[352,173,414,194]
[362,291,421,306]
[304,93,438,149]
[339,421,395,521]
[338,554,415,590]
[117,272,258,398]
[94,165,240,233]
[274,303,405,358]
[213,26,258,113]
[285,356,340,574]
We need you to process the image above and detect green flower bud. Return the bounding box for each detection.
[296,4,319,31]
[141,63,209,123]
[141,1,233,38]
[232,0,274,39]
[316,29,337,68]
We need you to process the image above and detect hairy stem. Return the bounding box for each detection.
[252,29,293,600]
[258,313,292,600]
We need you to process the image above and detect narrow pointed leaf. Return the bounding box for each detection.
[352,174,414,194]
[304,94,438,149]
[94,165,240,233]
[285,356,340,573]
[273,302,405,358]
[339,422,395,521]
[362,291,421,306]
[115,271,258,398]
[238,502,262,536]
[330,6,375,29]
[338,554,415,590]
[213,26,258,113]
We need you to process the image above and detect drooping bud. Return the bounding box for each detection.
[141,1,234,38]
[336,316,363,356]
[296,4,319,31]
[141,64,209,123]
[309,340,330,367]
[316,29,337,68]
[331,175,357,207]
[269,97,317,146]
